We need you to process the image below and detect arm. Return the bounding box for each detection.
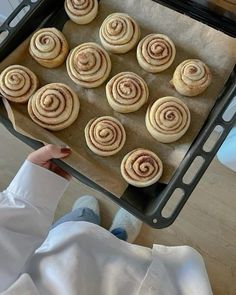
[0,145,71,292]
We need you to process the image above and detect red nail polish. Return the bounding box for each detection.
[61,147,71,154]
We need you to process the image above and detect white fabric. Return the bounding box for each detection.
[0,160,213,295]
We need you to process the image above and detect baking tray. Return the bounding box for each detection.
[0,0,235,228]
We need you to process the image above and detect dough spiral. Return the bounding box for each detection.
[85,116,126,156]
[137,34,176,73]
[99,13,140,54]
[0,65,39,103]
[29,28,69,68]
[145,96,191,143]
[121,148,163,187]
[66,42,112,88]
[171,59,212,96]
[65,0,98,25]
[28,83,80,131]
[106,72,149,113]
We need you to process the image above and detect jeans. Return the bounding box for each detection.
[52,208,127,241]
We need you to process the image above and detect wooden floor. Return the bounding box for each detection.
[0,123,235,295]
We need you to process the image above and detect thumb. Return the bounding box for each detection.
[27,144,71,166]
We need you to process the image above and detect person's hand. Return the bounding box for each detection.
[27,145,71,180]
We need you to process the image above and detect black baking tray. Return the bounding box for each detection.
[0,0,235,228]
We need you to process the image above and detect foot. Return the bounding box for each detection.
[109,208,142,243]
[72,195,100,217]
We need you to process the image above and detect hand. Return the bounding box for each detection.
[27,145,72,180]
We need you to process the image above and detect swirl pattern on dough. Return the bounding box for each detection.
[137,34,176,73]
[106,72,149,113]
[99,13,140,54]
[29,28,69,68]
[0,65,39,103]
[85,116,126,156]
[65,0,98,24]
[66,42,112,88]
[28,83,80,131]
[145,96,191,143]
[121,148,163,187]
[171,59,212,96]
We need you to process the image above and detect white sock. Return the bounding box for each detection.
[72,195,100,216]
[110,208,142,243]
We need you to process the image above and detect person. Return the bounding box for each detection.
[0,145,213,295]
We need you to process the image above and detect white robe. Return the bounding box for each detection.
[0,160,213,295]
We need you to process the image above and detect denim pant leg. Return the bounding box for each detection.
[110,227,128,241]
[51,208,100,229]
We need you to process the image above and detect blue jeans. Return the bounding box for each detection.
[52,208,127,241]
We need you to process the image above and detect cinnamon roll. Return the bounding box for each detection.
[65,0,98,25]
[99,13,140,54]
[171,59,212,96]
[85,116,126,156]
[0,65,39,103]
[145,96,191,143]
[28,83,80,131]
[121,148,163,187]
[106,72,149,113]
[137,34,176,73]
[66,42,112,88]
[29,28,69,68]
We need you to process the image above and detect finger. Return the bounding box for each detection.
[50,162,72,181]
[27,144,71,166]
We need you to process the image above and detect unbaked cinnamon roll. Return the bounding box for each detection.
[85,116,126,156]
[121,148,163,187]
[137,34,176,73]
[29,28,69,68]
[66,42,112,88]
[0,65,39,103]
[145,96,191,143]
[171,59,212,96]
[106,72,149,113]
[28,83,80,131]
[65,0,98,25]
[99,13,140,54]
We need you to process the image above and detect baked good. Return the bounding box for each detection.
[106,72,149,113]
[137,34,176,73]
[145,96,191,143]
[29,28,69,68]
[66,42,112,88]
[85,116,126,156]
[65,0,98,25]
[0,65,39,103]
[28,83,80,131]
[171,59,212,96]
[121,148,163,187]
[99,13,140,54]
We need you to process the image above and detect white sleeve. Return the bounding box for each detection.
[0,160,69,292]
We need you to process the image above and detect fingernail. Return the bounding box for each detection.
[61,147,71,154]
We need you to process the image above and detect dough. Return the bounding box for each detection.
[0,65,39,103]
[85,116,126,156]
[106,71,149,113]
[29,28,69,68]
[99,13,140,54]
[66,42,112,88]
[121,148,163,187]
[137,34,176,73]
[28,83,80,131]
[65,0,98,25]
[145,96,191,143]
[171,59,212,96]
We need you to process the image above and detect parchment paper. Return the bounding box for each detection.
[0,0,236,197]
